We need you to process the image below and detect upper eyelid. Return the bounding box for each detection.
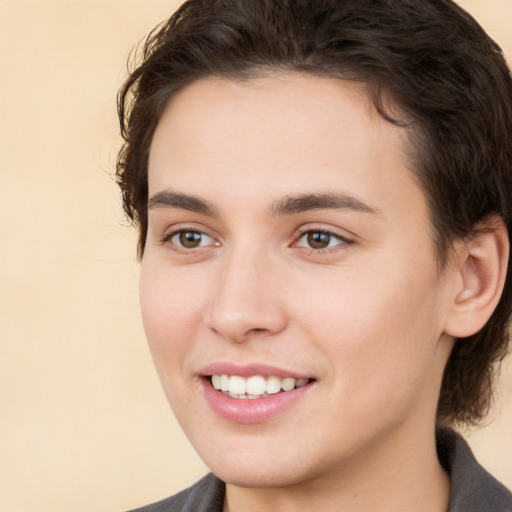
[156,221,354,245]
[164,227,208,240]
[293,225,354,242]
[294,231,350,249]
[297,230,345,241]
[165,229,213,243]
[159,222,217,239]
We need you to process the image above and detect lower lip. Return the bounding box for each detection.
[202,379,313,424]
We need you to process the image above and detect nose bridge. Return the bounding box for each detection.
[207,240,286,342]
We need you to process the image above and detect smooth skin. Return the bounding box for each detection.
[140,74,508,512]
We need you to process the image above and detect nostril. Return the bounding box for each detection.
[242,327,271,339]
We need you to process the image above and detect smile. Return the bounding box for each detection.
[210,374,310,399]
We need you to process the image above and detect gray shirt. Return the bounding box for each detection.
[129,428,512,512]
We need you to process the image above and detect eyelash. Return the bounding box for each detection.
[159,227,352,254]
[293,228,352,253]
[160,228,217,251]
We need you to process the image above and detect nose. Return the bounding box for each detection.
[205,247,288,343]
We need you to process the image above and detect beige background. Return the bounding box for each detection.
[1,1,511,511]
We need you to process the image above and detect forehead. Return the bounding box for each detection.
[148,73,427,227]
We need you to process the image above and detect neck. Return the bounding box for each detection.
[224,424,450,512]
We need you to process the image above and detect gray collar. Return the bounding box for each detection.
[437,426,512,511]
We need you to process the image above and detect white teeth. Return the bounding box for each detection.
[265,375,281,394]
[246,375,266,395]
[211,374,221,389]
[220,374,230,392]
[210,374,310,397]
[281,377,296,391]
[229,375,246,395]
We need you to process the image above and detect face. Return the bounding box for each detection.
[141,74,456,489]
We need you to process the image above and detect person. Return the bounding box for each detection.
[116,0,512,510]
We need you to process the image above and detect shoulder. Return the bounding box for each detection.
[127,473,225,512]
[437,426,512,512]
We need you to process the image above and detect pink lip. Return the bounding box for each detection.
[198,362,311,380]
[198,363,315,424]
[201,380,313,424]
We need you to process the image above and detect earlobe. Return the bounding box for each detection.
[444,217,509,338]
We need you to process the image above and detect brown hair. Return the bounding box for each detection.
[117,0,512,425]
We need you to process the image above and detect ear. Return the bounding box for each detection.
[444,217,509,338]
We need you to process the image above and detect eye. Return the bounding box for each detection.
[168,229,215,249]
[295,230,346,250]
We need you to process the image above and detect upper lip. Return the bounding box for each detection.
[197,362,313,380]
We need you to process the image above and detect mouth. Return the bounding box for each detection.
[199,364,316,422]
[210,374,311,399]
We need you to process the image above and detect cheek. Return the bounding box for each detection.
[139,259,207,379]
[297,259,444,398]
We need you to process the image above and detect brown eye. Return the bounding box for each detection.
[295,230,347,251]
[171,230,213,249]
[306,231,332,249]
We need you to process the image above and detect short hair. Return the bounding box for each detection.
[116,0,512,425]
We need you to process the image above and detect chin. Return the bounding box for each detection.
[193,437,325,490]
[211,462,311,489]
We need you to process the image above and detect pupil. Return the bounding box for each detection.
[307,231,330,249]
[179,231,202,248]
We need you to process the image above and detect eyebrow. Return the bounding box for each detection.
[148,191,218,216]
[147,190,380,217]
[269,192,380,216]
